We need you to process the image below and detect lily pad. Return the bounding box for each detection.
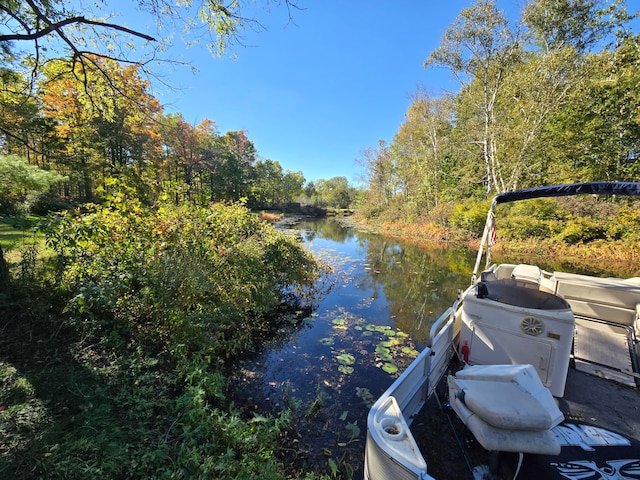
[356,387,375,407]
[375,346,390,355]
[332,318,348,330]
[319,337,335,346]
[401,346,420,357]
[378,352,393,361]
[338,365,354,374]
[382,362,398,374]
[336,353,355,365]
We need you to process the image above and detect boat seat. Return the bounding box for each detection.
[511,264,541,284]
[448,364,564,455]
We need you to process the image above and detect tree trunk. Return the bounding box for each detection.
[0,244,11,294]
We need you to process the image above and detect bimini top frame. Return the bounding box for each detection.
[472,181,640,283]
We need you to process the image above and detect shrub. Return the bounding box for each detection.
[30,184,322,479]
[556,216,607,244]
[42,186,320,359]
[606,205,640,241]
[449,199,491,236]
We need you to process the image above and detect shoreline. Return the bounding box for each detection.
[337,216,640,278]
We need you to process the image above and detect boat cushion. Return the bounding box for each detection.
[452,395,561,455]
[511,264,542,283]
[448,366,564,455]
[455,379,553,431]
[450,364,564,430]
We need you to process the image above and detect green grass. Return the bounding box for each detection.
[0,216,52,267]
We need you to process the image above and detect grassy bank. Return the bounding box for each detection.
[0,200,328,479]
[349,197,640,278]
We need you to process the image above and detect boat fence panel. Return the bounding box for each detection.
[364,310,456,480]
[427,312,456,398]
[364,430,432,480]
[388,308,455,422]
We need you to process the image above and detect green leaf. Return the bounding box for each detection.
[382,362,398,374]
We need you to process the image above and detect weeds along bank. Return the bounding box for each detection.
[0,195,328,479]
[354,195,640,276]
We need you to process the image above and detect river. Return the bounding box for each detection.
[233,218,476,477]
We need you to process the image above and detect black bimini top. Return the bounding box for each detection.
[494,182,640,205]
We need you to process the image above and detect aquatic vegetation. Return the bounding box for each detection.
[402,346,420,357]
[336,353,355,366]
[382,363,398,374]
[356,387,375,408]
[332,318,348,330]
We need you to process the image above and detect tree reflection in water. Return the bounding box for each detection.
[232,218,475,478]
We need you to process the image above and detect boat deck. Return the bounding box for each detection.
[411,359,640,479]
[573,316,637,387]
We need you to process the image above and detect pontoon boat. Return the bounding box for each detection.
[365,182,640,480]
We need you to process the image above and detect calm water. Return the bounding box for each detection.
[234,218,477,477]
[232,217,638,478]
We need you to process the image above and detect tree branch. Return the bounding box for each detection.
[0,15,156,43]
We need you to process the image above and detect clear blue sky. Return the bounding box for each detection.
[139,1,519,184]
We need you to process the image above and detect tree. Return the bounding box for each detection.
[41,56,164,201]
[0,154,66,210]
[252,159,285,205]
[392,89,453,210]
[0,0,301,75]
[539,36,640,181]
[358,140,396,209]
[522,0,637,52]
[211,131,256,202]
[281,170,305,203]
[492,47,585,188]
[0,0,300,155]
[320,176,355,209]
[425,0,521,194]
[160,114,218,204]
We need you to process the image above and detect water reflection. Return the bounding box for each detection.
[299,219,475,345]
[233,219,476,477]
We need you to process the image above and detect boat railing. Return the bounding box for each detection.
[429,300,458,346]
[364,307,457,480]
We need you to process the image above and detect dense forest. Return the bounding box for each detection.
[0,54,358,213]
[358,0,640,229]
[0,1,357,214]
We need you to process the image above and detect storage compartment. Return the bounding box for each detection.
[459,280,575,397]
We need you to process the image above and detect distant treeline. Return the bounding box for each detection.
[0,61,359,214]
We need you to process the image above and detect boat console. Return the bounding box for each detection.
[459,276,575,397]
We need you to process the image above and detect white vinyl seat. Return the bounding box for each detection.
[511,264,542,284]
[448,364,564,455]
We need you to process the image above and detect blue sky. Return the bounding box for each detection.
[136,1,520,184]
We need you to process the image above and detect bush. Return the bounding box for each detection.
[26,185,323,478]
[606,205,640,241]
[449,199,491,236]
[43,192,319,358]
[556,216,607,244]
